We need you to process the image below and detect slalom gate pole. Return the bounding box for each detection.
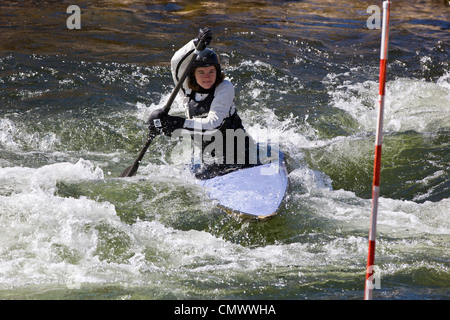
[364,0,391,301]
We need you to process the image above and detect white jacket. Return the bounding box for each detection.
[171,40,236,131]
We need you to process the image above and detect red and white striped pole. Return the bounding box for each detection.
[364,0,391,300]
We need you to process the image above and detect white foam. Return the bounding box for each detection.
[0,158,104,194]
[0,178,448,291]
[135,90,185,122]
[0,118,60,150]
[0,189,143,288]
[295,181,450,237]
[327,73,450,133]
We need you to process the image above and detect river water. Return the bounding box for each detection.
[0,0,449,300]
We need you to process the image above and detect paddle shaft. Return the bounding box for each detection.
[120,40,205,177]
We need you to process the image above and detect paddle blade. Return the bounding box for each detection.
[119,163,138,177]
[119,137,155,178]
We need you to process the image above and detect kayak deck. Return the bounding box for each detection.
[197,152,288,219]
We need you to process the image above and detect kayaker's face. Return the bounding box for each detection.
[194,66,216,90]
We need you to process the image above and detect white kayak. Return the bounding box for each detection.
[197,152,288,219]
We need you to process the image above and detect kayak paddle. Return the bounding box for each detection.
[120,36,208,178]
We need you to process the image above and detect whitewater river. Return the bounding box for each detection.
[0,0,449,300]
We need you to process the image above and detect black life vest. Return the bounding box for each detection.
[187,90,215,119]
[186,89,244,132]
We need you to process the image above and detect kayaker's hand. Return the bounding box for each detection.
[159,115,185,136]
[147,108,166,138]
[148,109,184,137]
[194,27,212,51]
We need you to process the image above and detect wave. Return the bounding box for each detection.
[326,72,450,133]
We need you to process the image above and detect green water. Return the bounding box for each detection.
[0,0,449,300]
